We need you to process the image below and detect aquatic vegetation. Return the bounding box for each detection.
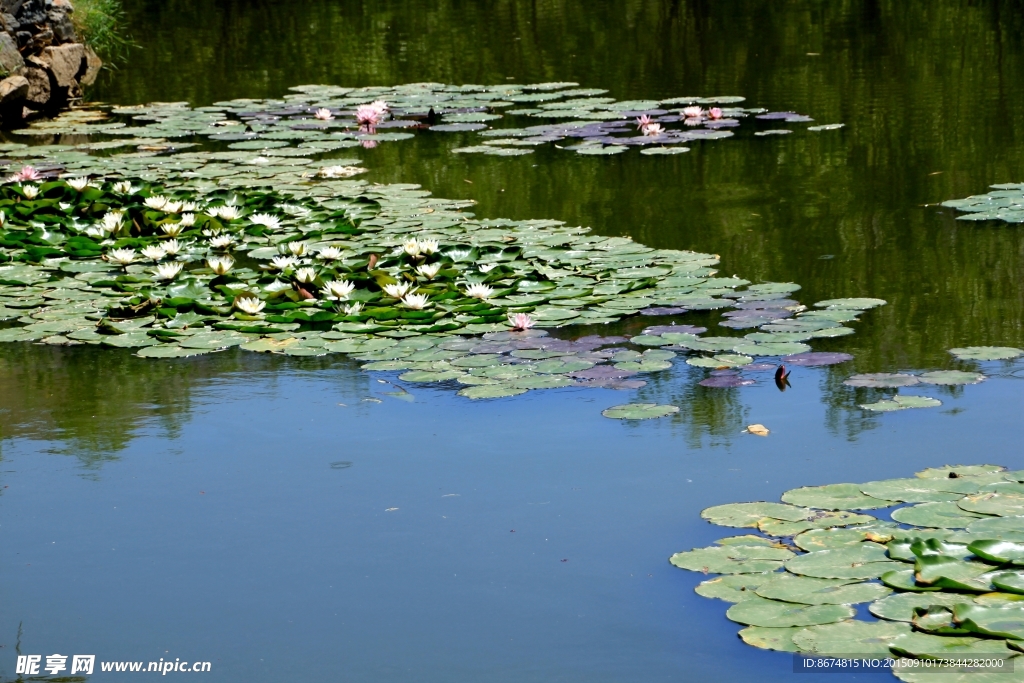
[942,184,1024,223]
[672,464,1024,678]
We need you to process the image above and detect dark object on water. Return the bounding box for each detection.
[774,365,791,392]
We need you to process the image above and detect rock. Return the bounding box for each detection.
[0,31,21,74]
[47,9,74,42]
[80,45,101,86]
[38,42,83,87]
[27,27,52,51]
[0,73,26,102]
[22,65,49,107]
[14,29,28,47]
[0,13,18,31]
[0,1,23,16]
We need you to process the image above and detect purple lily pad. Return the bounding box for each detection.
[844,373,921,388]
[569,366,638,380]
[483,329,549,341]
[710,369,741,377]
[469,342,518,354]
[718,318,770,329]
[731,299,800,309]
[757,112,798,120]
[643,325,707,336]
[705,120,740,128]
[699,375,756,388]
[574,335,628,345]
[744,363,777,371]
[577,378,647,390]
[722,309,790,319]
[639,307,688,316]
[376,120,420,128]
[782,352,854,367]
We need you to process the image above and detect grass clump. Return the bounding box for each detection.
[70,0,134,65]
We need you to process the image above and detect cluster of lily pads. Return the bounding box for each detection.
[2,82,841,165]
[0,172,890,401]
[672,464,1024,680]
[942,184,1024,223]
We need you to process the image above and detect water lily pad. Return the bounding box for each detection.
[969,541,1024,565]
[757,511,877,537]
[959,492,1024,517]
[699,375,756,388]
[725,596,854,627]
[695,574,769,602]
[869,591,969,622]
[968,516,1024,536]
[815,298,886,309]
[781,483,892,511]
[792,620,910,655]
[917,465,1006,479]
[601,403,678,420]
[781,352,854,366]
[891,631,1015,661]
[949,346,1023,361]
[738,626,802,652]
[915,556,1001,591]
[755,574,890,605]
[701,502,812,528]
[458,384,528,399]
[845,373,921,388]
[669,544,794,574]
[918,370,986,386]
[784,543,899,579]
[794,524,898,551]
[952,603,1024,640]
[892,502,984,529]
[399,370,463,382]
[136,344,215,358]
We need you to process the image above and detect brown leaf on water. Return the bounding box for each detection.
[745,424,770,437]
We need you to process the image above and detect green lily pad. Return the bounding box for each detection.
[725,596,854,627]
[757,511,877,537]
[669,544,794,574]
[993,571,1024,594]
[846,373,922,388]
[892,502,985,529]
[814,297,886,309]
[959,492,1024,517]
[754,574,891,605]
[601,403,679,420]
[948,346,1023,361]
[701,502,812,528]
[869,591,970,622]
[784,543,900,579]
[793,524,898,551]
[509,375,574,389]
[792,620,910,655]
[891,631,1015,662]
[970,541,1024,565]
[915,556,1001,591]
[136,344,216,358]
[860,477,982,503]
[458,384,528,399]
[781,483,892,511]
[100,332,159,348]
[880,568,944,592]
[952,603,1024,640]
[737,626,802,652]
[918,465,1006,479]
[399,370,463,382]
[695,574,770,602]
[919,370,986,386]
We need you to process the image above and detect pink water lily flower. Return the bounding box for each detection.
[635,114,652,130]
[707,107,723,120]
[12,166,40,181]
[642,122,664,137]
[509,313,535,331]
[682,106,704,119]
[314,108,334,121]
[356,100,389,127]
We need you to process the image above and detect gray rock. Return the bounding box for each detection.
[22,65,49,107]
[0,74,27,102]
[1,12,19,31]
[38,42,82,87]
[47,8,74,41]
[80,45,101,86]
[0,31,22,75]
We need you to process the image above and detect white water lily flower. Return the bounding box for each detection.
[106,248,136,266]
[220,206,242,220]
[341,302,363,316]
[250,213,282,230]
[164,201,183,214]
[317,165,365,178]
[294,267,317,283]
[179,213,196,227]
[153,262,184,280]
[112,181,138,194]
[161,222,184,237]
[84,226,106,239]
[21,184,38,199]
[207,256,234,275]
[403,239,421,257]
[264,279,291,293]
[145,195,168,210]
[382,281,412,298]
[321,280,355,300]
[286,241,307,256]
[0,210,5,225]
[446,248,470,261]
[682,106,704,118]
[234,297,266,315]
[464,283,494,299]
[270,255,297,270]
[279,203,310,217]
[101,210,125,234]
[317,246,344,261]
[180,202,198,212]
[314,107,334,120]
[416,263,441,279]
[162,239,183,255]
[401,293,430,310]
[209,235,235,249]
[58,202,72,212]
[65,177,90,191]
[141,245,166,261]
[418,238,439,255]
[479,263,498,273]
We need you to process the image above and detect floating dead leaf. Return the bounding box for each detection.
[745,424,770,437]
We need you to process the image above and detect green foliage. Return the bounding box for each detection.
[72,0,133,66]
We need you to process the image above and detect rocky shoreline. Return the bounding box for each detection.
[0,0,100,126]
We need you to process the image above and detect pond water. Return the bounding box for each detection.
[2,1,1023,681]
